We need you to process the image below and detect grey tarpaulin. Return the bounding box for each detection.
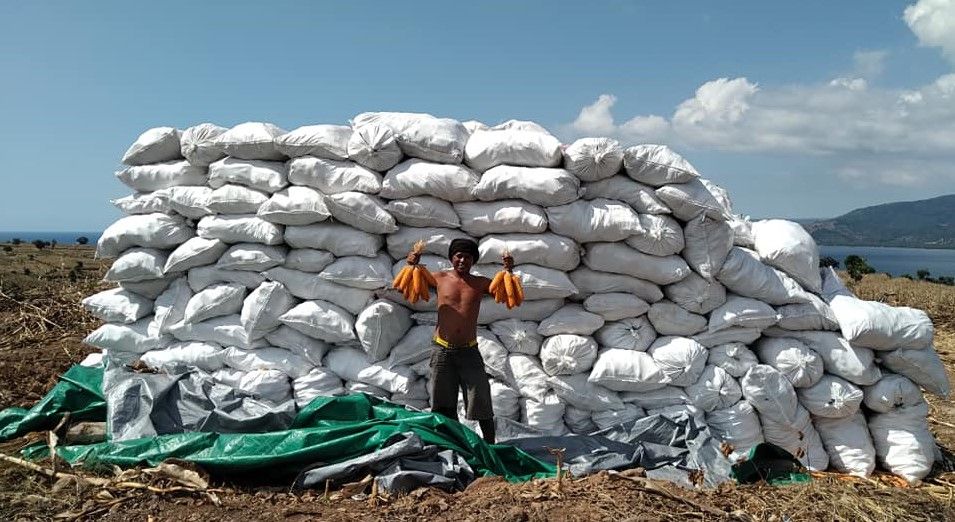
[103,354,296,441]
[503,411,734,488]
[293,432,475,493]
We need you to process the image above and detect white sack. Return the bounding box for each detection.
[664,272,726,315]
[489,380,524,418]
[149,278,191,336]
[187,266,266,292]
[464,128,562,172]
[183,283,246,324]
[167,314,263,349]
[588,349,669,392]
[548,373,623,412]
[241,281,296,338]
[647,301,707,336]
[266,268,374,313]
[868,403,935,484]
[622,144,699,187]
[164,237,227,274]
[82,288,154,324]
[161,186,214,219]
[207,184,269,215]
[385,226,469,259]
[211,122,287,161]
[112,192,171,215]
[325,192,398,234]
[682,213,734,280]
[546,199,643,243]
[328,348,414,395]
[84,317,168,354]
[692,327,762,348]
[594,317,657,352]
[582,177,671,215]
[490,319,543,355]
[387,197,461,229]
[381,159,479,202]
[775,294,839,331]
[477,297,564,324]
[265,326,329,366]
[478,233,579,271]
[352,112,468,164]
[211,369,291,405]
[740,364,799,426]
[814,412,876,477]
[197,215,284,245]
[122,127,183,165]
[180,123,227,166]
[708,295,778,333]
[752,219,821,293]
[760,406,829,471]
[116,161,206,192]
[287,157,382,194]
[140,341,225,372]
[455,200,548,236]
[521,393,568,435]
[319,254,393,290]
[564,406,598,434]
[863,374,925,413]
[797,374,863,418]
[626,214,685,257]
[880,346,951,397]
[568,268,664,303]
[221,346,312,379]
[763,329,882,386]
[472,166,579,206]
[654,178,727,222]
[647,336,708,387]
[507,354,550,401]
[685,365,742,412]
[538,305,604,336]
[293,368,346,408]
[105,248,168,282]
[257,186,331,226]
[97,214,194,258]
[279,300,356,343]
[355,300,413,362]
[584,242,690,286]
[285,223,383,257]
[284,249,335,273]
[583,293,650,321]
[754,337,824,388]
[386,325,434,368]
[477,329,512,383]
[217,243,286,271]
[208,158,288,193]
[346,123,403,172]
[717,247,812,305]
[707,343,758,378]
[592,404,645,430]
[563,137,623,181]
[539,335,598,376]
[275,124,351,160]
[706,401,764,459]
[121,274,181,298]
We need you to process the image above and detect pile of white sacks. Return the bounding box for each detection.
[81,113,950,484]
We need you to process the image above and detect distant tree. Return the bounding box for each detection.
[75,236,89,245]
[844,255,876,282]
[819,256,840,269]
[11,238,22,245]
[938,276,954,286]
[901,273,914,280]
[50,239,57,249]
[916,269,930,281]
[1,245,12,253]
[32,239,48,250]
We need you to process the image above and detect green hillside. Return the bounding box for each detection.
[803,194,955,248]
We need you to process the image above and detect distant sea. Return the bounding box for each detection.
[0,231,102,245]
[819,245,955,278]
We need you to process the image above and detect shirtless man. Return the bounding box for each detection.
[405,238,513,444]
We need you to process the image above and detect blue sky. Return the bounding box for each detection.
[2,1,954,231]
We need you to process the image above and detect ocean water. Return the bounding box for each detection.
[819,245,955,278]
[0,231,101,245]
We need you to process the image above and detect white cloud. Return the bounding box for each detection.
[569,94,617,136]
[852,50,887,78]
[837,157,955,187]
[905,0,955,64]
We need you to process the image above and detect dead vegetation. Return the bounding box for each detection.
[2,249,955,520]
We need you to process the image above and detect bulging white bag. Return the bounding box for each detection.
[685,365,742,412]
[538,305,604,336]
[477,329,513,383]
[386,226,470,260]
[647,301,707,336]
[161,186,214,219]
[284,249,335,273]
[352,112,469,164]
[863,374,925,413]
[693,327,762,348]
[275,124,351,160]
[122,127,183,166]
[622,144,699,187]
[647,336,708,387]
[105,248,168,283]
[82,288,154,324]
[814,412,876,477]
[241,281,296,338]
[754,337,824,388]
[490,319,543,355]
[562,137,623,182]
[664,272,726,315]
[211,368,292,404]
[752,219,821,293]
[478,234,579,271]
[116,161,206,192]
[760,406,829,471]
[564,406,598,434]
[546,199,643,243]
[583,293,650,321]
[140,341,225,372]
[521,393,568,435]
[263,269,372,314]
[582,177,671,215]
[548,373,623,411]
[654,179,727,222]
[183,283,246,324]
[584,242,690,286]
[594,316,657,352]
[717,248,812,305]
[279,300,356,343]
[324,192,398,234]
[385,325,434,368]
[619,386,689,409]
[208,158,288,193]
[707,343,758,378]
[285,223,383,257]
[568,268,664,303]
[112,193,171,215]
[212,122,287,161]
[217,244,286,271]
[472,166,580,206]
[464,128,562,172]
[149,278,191,336]
[868,403,935,484]
[774,294,839,331]
[287,157,382,194]
[97,214,194,258]
[880,346,951,397]
[355,300,413,362]
[293,368,346,408]
[491,379,521,420]
[763,329,882,386]
[539,335,598,376]
[507,354,551,401]
[197,215,284,245]
[592,404,646,430]
[347,122,403,171]
[180,123,227,166]
[455,200,548,236]
[164,237,227,274]
[265,326,329,366]
[797,374,863,418]
[221,346,312,379]
[706,401,764,459]
[708,295,779,333]
[381,159,479,202]
[167,314,263,349]
[588,349,670,392]
[682,213,734,280]
[319,254,393,290]
[187,266,266,292]
[84,317,169,354]
[741,364,799,426]
[329,346,414,395]
[256,186,331,226]
[207,184,269,215]
[387,197,461,229]
[626,214,685,257]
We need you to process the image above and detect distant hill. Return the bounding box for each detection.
[802,194,955,249]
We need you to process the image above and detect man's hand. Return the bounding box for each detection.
[502,251,514,272]
[407,250,421,266]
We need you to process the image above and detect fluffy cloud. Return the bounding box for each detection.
[905,0,955,64]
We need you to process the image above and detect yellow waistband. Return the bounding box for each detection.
[433,335,478,349]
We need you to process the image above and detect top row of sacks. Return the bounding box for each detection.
[119,113,696,183]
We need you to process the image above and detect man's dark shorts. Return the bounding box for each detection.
[428,339,494,421]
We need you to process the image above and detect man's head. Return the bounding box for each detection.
[448,238,479,274]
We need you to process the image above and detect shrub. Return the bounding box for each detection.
[75,236,89,245]
[11,238,22,245]
[1,245,11,253]
[32,239,48,250]
[844,255,876,282]
[917,269,931,281]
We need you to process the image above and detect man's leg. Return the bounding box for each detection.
[478,419,496,444]
[428,347,459,421]
[458,349,496,444]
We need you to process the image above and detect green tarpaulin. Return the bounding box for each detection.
[2,365,555,483]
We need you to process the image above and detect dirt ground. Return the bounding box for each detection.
[2,244,955,521]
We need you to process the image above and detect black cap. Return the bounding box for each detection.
[448,238,479,260]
